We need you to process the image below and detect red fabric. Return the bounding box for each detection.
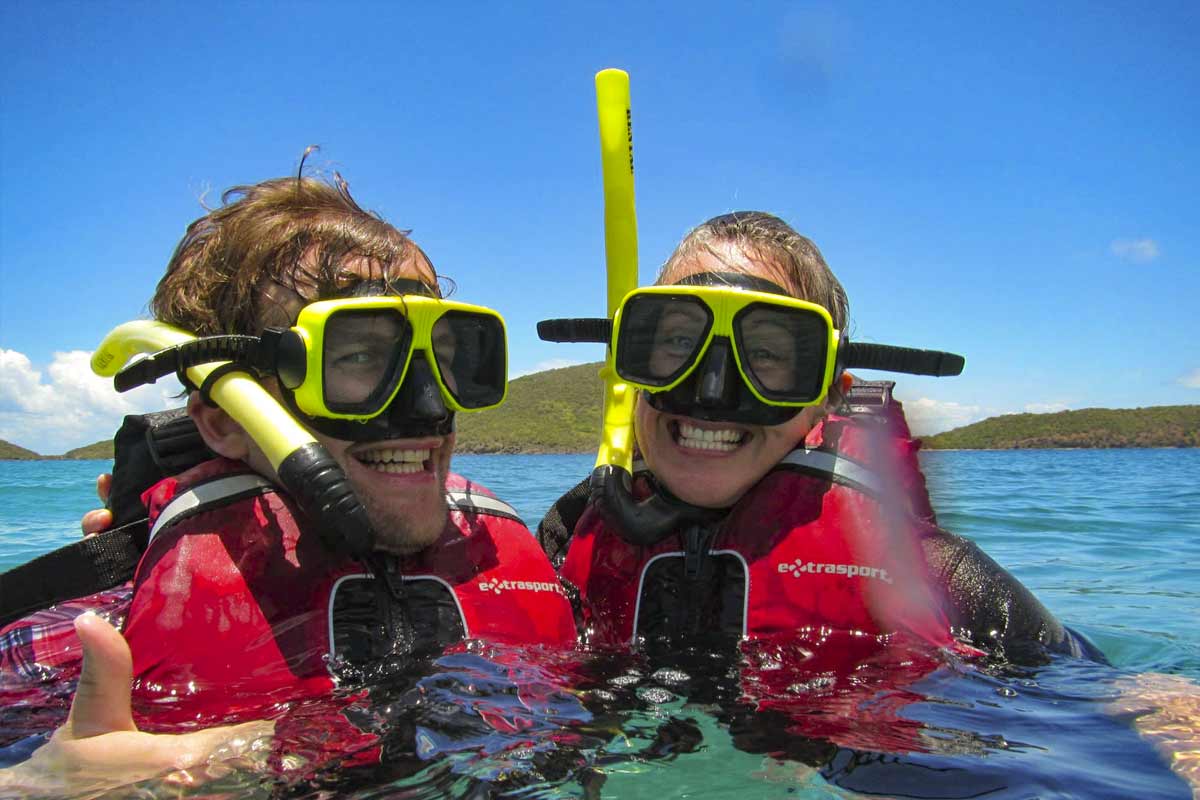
[562,412,968,654]
[123,458,575,727]
[0,586,132,683]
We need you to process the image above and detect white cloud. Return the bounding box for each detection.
[0,349,182,455]
[1024,402,1069,414]
[511,358,587,379]
[1110,238,1160,263]
[897,396,986,436]
[1180,368,1200,389]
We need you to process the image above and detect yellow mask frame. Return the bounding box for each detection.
[281,295,508,420]
[610,285,841,408]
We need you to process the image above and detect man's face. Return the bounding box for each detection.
[258,251,454,555]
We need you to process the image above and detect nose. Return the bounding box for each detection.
[695,337,739,409]
[390,353,451,423]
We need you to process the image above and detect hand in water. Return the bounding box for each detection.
[1110,673,1200,792]
[0,614,274,793]
[80,473,113,537]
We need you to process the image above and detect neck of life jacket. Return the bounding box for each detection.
[592,273,964,546]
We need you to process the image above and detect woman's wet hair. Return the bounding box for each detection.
[659,211,848,331]
[152,166,438,337]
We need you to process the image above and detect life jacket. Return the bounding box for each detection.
[97,458,576,721]
[560,387,969,656]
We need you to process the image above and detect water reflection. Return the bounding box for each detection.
[2,632,1193,798]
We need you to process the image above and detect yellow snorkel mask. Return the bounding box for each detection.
[92,290,509,559]
[111,291,508,442]
[271,294,507,422]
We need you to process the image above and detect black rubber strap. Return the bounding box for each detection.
[197,362,252,408]
[0,523,144,628]
[537,318,612,344]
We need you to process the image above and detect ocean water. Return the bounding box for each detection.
[0,449,1198,798]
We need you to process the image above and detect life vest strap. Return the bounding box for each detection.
[0,523,144,628]
[445,490,522,523]
[776,448,884,498]
[148,473,277,546]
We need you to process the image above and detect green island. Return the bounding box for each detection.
[1,362,1196,458]
[919,404,1200,450]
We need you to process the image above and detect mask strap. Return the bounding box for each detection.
[672,271,790,295]
[340,278,438,298]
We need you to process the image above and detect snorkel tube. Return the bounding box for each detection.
[92,321,376,559]
[585,69,714,545]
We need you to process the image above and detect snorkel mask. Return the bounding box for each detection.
[267,284,507,442]
[95,284,509,559]
[610,271,963,426]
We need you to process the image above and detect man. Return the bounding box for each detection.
[1,170,577,788]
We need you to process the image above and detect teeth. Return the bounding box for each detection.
[676,422,743,452]
[357,448,431,471]
[372,461,425,474]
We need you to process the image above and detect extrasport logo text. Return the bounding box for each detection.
[777,559,894,584]
[477,578,566,597]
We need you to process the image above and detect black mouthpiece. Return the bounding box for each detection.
[276,443,375,557]
[843,343,965,377]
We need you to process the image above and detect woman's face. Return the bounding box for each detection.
[635,245,827,508]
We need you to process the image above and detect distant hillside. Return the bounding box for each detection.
[0,363,606,461]
[455,362,605,453]
[63,441,116,460]
[921,405,1200,450]
[0,438,113,460]
[7,376,1195,458]
[0,440,41,460]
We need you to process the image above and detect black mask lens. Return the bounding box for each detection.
[322,308,412,415]
[430,311,506,409]
[616,294,712,386]
[732,303,830,403]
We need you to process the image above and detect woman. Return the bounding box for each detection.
[539,211,1100,662]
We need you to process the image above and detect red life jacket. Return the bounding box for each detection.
[123,458,577,721]
[561,406,970,656]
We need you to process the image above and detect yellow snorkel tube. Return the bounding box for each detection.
[594,68,640,475]
[92,320,377,558]
[539,69,718,544]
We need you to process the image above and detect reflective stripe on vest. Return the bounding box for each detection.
[150,475,524,547]
[777,447,883,497]
[445,490,522,523]
[148,473,275,546]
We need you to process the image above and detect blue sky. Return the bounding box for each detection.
[1,1,1197,454]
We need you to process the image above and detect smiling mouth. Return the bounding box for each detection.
[669,420,748,453]
[354,446,434,475]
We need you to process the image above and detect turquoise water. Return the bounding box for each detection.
[1,450,1198,798]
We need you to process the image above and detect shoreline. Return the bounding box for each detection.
[7,443,1199,462]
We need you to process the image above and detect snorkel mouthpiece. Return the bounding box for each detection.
[276,442,375,555]
[590,464,719,546]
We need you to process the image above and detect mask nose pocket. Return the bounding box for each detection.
[390,353,450,423]
[695,337,740,409]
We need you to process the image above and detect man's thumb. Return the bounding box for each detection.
[66,613,137,738]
